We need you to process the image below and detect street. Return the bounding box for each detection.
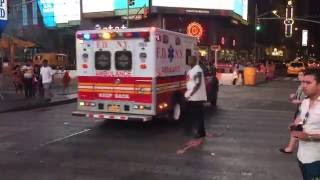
[0,78,301,180]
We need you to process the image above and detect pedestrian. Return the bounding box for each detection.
[210,67,219,107]
[62,68,71,94]
[184,55,207,143]
[232,65,239,85]
[238,62,244,84]
[290,68,320,180]
[40,59,55,101]
[33,64,44,97]
[12,65,24,95]
[21,59,34,98]
[280,71,306,153]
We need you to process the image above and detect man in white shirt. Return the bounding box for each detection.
[40,60,55,101]
[184,56,207,141]
[291,68,320,180]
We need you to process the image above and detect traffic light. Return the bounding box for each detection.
[256,24,261,31]
[128,0,135,6]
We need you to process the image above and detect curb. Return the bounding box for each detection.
[0,98,77,114]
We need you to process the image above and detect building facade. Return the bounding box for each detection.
[3,0,252,64]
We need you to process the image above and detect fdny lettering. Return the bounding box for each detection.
[115,94,130,99]
[157,47,183,59]
[95,40,128,49]
[96,41,108,49]
[117,41,128,49]
[96,71,132,77]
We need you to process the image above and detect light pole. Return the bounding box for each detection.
[254,5,280,63]
[127,0,130,28]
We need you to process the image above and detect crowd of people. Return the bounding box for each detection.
[11,59,71,101]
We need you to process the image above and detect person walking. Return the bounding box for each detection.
[290,68,320,180]
[184,56,207,142]
[12,65,24,95]
[40,60,55,101]
[21,60,34,98]
[280,71,306,153]
[33,64,44,97]
[62,68,71,94]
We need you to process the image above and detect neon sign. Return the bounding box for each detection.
[187,22,204,39]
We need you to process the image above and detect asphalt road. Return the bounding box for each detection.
[0,77,302,180]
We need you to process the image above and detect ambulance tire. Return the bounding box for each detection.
[171,97,185,121]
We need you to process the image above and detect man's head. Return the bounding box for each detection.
[187,56,197,67]
[301,68,320,98]
[42,59,48,67]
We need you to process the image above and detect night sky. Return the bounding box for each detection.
[255,0,320,58]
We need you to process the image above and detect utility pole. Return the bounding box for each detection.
[127,0,130,28]
[126,0,135,28]
[254,4,258,63]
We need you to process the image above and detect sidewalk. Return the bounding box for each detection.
[0,73,78,113]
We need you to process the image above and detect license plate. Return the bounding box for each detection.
[108,105,120,112]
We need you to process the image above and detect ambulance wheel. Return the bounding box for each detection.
[172,101,183,121]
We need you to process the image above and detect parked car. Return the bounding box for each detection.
[287,60,305,76]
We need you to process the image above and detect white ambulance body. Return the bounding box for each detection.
[72,27,211,121]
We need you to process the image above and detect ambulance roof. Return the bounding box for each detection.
[76,27,196,40]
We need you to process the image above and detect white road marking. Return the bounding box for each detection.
[39,128,91,147]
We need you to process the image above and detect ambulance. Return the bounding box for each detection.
[72,27,215,122]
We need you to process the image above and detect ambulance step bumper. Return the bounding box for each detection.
[72,111,153,122]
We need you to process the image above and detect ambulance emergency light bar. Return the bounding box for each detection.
[76,31,150,41]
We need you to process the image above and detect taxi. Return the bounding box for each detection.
[287,60,305,76]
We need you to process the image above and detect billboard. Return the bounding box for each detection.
[82,0,149,16]
[38,0,81,28]
[152,0,248,20]
[82,0,114,13]
[38,0,56,28]
[114,0,149,9]
[0,0,7,31]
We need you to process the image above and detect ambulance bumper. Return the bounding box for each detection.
[72,111,153,122]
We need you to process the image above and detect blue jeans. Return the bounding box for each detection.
[298,160,320,180]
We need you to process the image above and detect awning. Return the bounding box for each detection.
[0,37,36,48]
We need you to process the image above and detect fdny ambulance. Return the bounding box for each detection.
[72,27,214,121]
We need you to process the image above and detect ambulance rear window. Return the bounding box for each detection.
[95,51,111,70]
[115,51,132,70]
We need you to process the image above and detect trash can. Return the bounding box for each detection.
[244,67,257,85]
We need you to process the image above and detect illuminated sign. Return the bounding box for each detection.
[187,22,204,39]
[38,0,56,27]
[82,0,114,13]
[82,0,149,16]
[152,0,248,20]
[302,29,308,47]
[54,0,80,25]
[0,0,7,31]
[114,0,149,9]
[115,0,149,16]
[38,0,80,28]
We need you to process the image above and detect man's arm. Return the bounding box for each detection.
[291,131,320,141]
[187,72,202,99]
